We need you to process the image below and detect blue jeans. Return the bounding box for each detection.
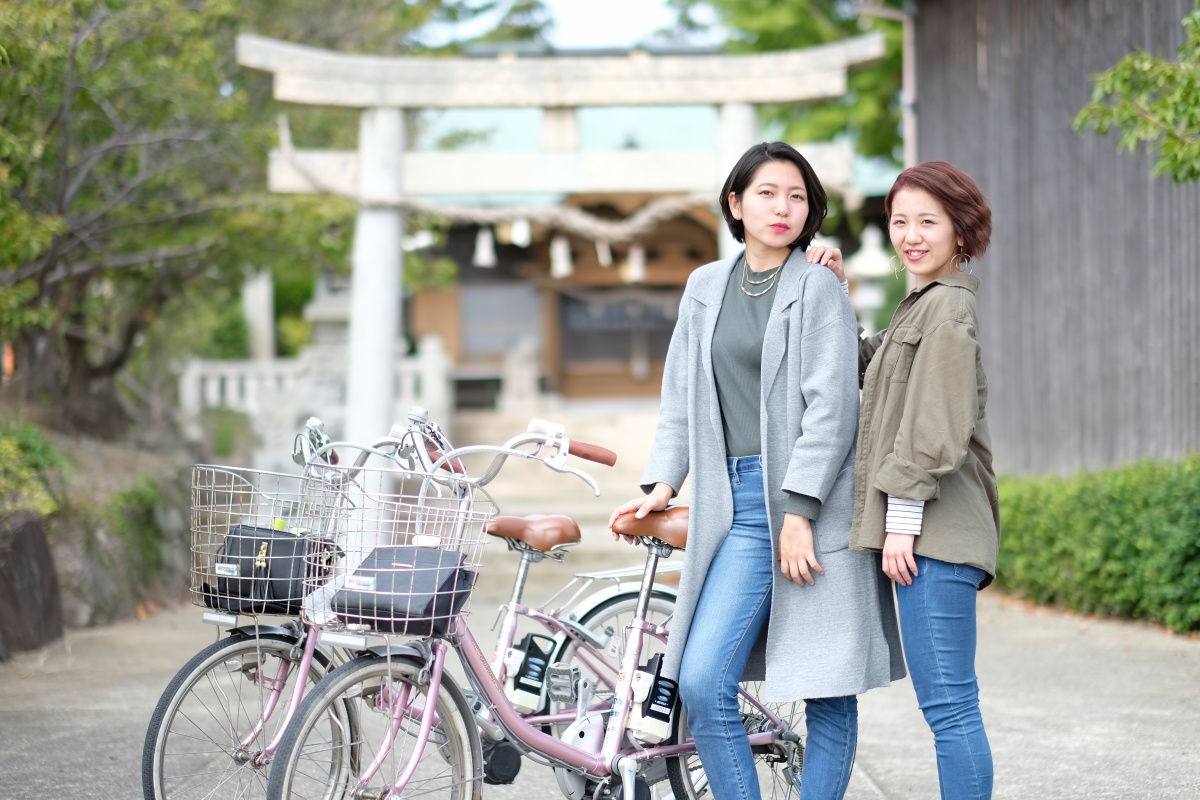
[896,556,993,800]
[678,456,857,800]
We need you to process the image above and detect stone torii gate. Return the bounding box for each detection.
[237,32,884,446]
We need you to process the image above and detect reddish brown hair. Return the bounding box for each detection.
[885,161,992,261]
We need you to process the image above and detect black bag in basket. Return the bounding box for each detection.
[202,524,307,615]
[333,545,476,635]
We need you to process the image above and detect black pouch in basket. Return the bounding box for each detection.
[202,524,307,615]
[333,545,476,636]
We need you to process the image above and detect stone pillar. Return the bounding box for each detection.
[242,269,276,360]
[541,107,579,152]
[345,107,404,445]
[716,102,758,260]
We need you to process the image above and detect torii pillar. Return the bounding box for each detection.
[238,33,885,444]
[345,108,403,445]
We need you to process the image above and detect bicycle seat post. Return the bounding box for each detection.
[633,540,672,621]
[507,547,539,608]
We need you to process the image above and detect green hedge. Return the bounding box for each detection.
[996,453,1200,632]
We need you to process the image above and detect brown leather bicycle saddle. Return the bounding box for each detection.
[485,514,581,552]
[611,506,688,550]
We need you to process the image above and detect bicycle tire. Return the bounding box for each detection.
[665,686,804,800]
[141,631,336,800]
[266,652,483,800]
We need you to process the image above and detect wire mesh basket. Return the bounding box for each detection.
[190,465,321,616]
[300,462,496,638]
[298,462,496,637]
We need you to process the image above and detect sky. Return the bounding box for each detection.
[423,1,718,50]
[540,0,678,48]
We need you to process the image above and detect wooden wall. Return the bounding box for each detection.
[915,0,1200,473]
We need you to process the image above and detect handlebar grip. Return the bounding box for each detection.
[567,439,617,467]
[424,440,466,474]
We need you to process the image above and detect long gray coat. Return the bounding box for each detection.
[641,249,905,701]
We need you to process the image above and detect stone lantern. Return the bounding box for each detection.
[844,224,893,335]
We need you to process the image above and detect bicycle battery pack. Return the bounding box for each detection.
[504,632,555,713]
[627,653,678,744]
[332,545,476,635]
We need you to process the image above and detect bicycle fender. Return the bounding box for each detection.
[362,643,433,662]
[226,624,299,640]
[552,583,678,651]
[567,581,678,619]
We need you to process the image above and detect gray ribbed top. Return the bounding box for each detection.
[712,254,821,520]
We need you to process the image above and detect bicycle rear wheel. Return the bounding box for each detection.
[665,686,805,800]
[142,630,335,800]
[266,652,482,800]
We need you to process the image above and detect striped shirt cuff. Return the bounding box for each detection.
[840,279,850,297]
[886,495,924,535]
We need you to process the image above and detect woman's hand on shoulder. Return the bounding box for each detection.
[882,532,919,586]
[780,513,824,586]
[608,483,673,544]
[806,244,844,283]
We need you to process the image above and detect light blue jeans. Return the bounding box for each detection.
[678,456,858,800]
[896,555,993,800]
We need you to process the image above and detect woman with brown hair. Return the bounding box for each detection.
[829,160,999,799]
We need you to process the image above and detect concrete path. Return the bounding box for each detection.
[2,530,1198,800]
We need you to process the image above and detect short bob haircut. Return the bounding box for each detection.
[885,160,992,262]
[719,142,828,251]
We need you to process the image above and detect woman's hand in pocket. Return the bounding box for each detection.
[780,513,824,586]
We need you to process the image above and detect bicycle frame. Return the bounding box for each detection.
[461,613,784,781]
[354,551,791,797]
[487,552,679,726]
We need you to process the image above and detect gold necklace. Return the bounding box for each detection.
[740,258,783,297]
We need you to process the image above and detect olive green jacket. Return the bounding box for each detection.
[849,272,1000,586]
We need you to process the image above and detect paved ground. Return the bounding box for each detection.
[2,525,1198,800]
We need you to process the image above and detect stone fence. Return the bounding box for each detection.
[178,335,452,471]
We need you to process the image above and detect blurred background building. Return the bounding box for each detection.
[912,0,1200,473]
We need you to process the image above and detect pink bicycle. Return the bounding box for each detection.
[263,422,805,800]
[142,411,678,800]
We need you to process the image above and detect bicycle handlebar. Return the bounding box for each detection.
[566,439,617,467]
[297,407,615,497]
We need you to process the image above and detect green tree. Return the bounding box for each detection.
[1074,2,1200,183]
[0,1,547,427]
[662,0,905,161]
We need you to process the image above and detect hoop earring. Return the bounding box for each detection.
[889,256,904,278]
[954,251,973,274]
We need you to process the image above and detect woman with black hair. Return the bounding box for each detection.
[611,142,904,800]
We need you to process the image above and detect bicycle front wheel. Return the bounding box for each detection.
[666,686,805,800]
[267,652,482,800]
[142,631,335,800]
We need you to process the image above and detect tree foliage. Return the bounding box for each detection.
[662,0,904,160]
[1074,2,1200,183]
[0,0,547,424]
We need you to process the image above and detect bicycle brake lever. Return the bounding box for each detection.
[542,459,601,496]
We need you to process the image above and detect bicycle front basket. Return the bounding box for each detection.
[299,462,495,635]
[190,465,322,616]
